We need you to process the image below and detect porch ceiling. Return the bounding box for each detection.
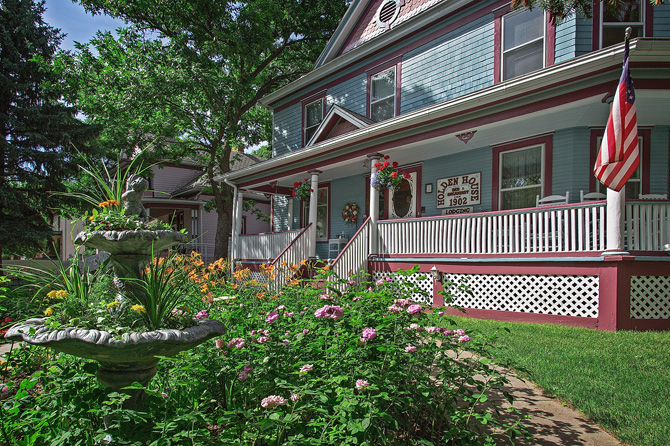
[242,88,670,189]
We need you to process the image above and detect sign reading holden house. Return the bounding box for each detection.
[436,173,481,214]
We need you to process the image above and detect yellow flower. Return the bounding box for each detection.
[107,301,121,309]
[88,215,96,221]
[108,200,120,206]
[44,307,53,316]
[55,290,69,298]
[47,290,58,299]
[131,305,146,314]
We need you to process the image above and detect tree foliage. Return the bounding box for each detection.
[0,0,100,258]
[65,0,349,259]
[514,0,665,25]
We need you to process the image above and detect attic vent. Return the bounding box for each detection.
[375,0,404,29]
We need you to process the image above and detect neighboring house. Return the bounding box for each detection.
[219,0,670,331]
[54,150,270,264]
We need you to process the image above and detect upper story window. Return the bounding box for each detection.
[600,0,644,48]
[303,97,324,146]
[501,8,545,81]
[369,66,397,122]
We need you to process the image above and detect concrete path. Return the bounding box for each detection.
[495,372,621,445]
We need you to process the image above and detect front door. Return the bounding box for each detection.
[365,165,421,220]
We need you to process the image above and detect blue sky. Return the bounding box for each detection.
[43,0,126,51]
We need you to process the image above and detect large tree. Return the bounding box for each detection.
[65,0,349,260]
[0,0,100,262]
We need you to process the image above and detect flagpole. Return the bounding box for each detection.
[602,27,634,256]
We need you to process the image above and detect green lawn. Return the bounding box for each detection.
[448,316,670,446]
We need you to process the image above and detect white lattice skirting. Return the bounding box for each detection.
[372,270,600,318]
[630,276,670,319]
[372,271,434,304]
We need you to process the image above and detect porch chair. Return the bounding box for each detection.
[638,193,668,199]
[536,191,569,207]
[580,190,606,202]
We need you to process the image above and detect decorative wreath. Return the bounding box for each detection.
[342,202,360,224]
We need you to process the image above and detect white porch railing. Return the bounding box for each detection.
[270,224,312,288]
[625,200,670,251]
[378,202,607,255]
[238,229,303,261]
[182,241,216,264]
[328,217,371,285]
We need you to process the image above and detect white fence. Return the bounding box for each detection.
[238,229,303,261]
[625,200,670,251]
[378,202,607,255]
[329,217,371,285]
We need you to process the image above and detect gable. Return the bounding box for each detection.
[337,0,446,57]
[306,105,373,146]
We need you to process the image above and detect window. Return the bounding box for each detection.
[303,98,324,145]
[492,135,553,211]
[302,186,329,241]
[600,0,645,48]
[369,66,397,122]
[499,145,544,210]
[501,8,545,81]
[590,129,650,199]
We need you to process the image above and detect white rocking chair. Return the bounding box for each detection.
[638,193,668,199]
[580,190,606,202]
[536,192,569,207]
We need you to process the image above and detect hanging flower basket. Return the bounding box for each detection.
[292,179,313,201]
[370,156,411,190]
[342,202,360,224]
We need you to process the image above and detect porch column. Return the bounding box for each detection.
[308,171,320,258]
[368,154,382,255]
[604,186,628,255]
[235,191,244,260]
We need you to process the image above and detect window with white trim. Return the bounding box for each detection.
[499,144,544,210]
[501,8,545,81]
[600,0,644,48]
[304,98,323,145]
[595,135,642,198]
[302,186,329,241]
[370,67,396,122]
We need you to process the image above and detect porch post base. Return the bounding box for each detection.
[601,250,630,256]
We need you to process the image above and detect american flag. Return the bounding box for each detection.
[594,37,639,192]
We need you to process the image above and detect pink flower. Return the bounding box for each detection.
[1,386,9,400]
[405,345,417,352]
[385,277,393,283]
[238,365,253,381]
[266,311,279,323]
[409,323,424,332]
[257,336,271,344]
[320,294,333,301]
[352,296,362,302]
[395,298,415,308]
[438,311,445,316]
[214,339,225,349]
[290,392,300,402]
[375,279,385,286]
[314,305,344,320]
[227,338,246,349]
[458,335,471,343]
[261,395,287,409]
[425,326,437,333]
[347,280,356,287]
[388,304,403,313]
[239,303,244,308]
[195,309,209,319]
[284,311,294,317]
[161,392,168,399]
[456,329,466,336]
[282,339,290,347]
[276,305,286,311]
[355,379,370,390]
[299,364,313,375]
[361,328,377,341]
[302,329,309,334]
[407,304,422,315]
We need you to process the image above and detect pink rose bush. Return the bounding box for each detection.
[261,395,287,409]
[314,305,344,320]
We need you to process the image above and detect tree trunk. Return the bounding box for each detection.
[213,183,233,261]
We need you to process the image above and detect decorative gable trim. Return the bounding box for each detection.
[306,105,374,146]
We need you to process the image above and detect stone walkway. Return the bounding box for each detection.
[0,341,621,445]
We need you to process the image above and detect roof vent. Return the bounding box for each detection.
[376,0,404,29]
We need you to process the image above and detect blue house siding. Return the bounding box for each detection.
[402,16,494,114]
[330,175,368,242]
[649,126,669,195]
[273,105,302,157]
[327,75,367,116]
[554,16,577,63]
[575,17,592,57]
[551,127,591,200]
[654,4,670,37]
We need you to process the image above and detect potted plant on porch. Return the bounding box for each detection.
[370,155,411,190]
